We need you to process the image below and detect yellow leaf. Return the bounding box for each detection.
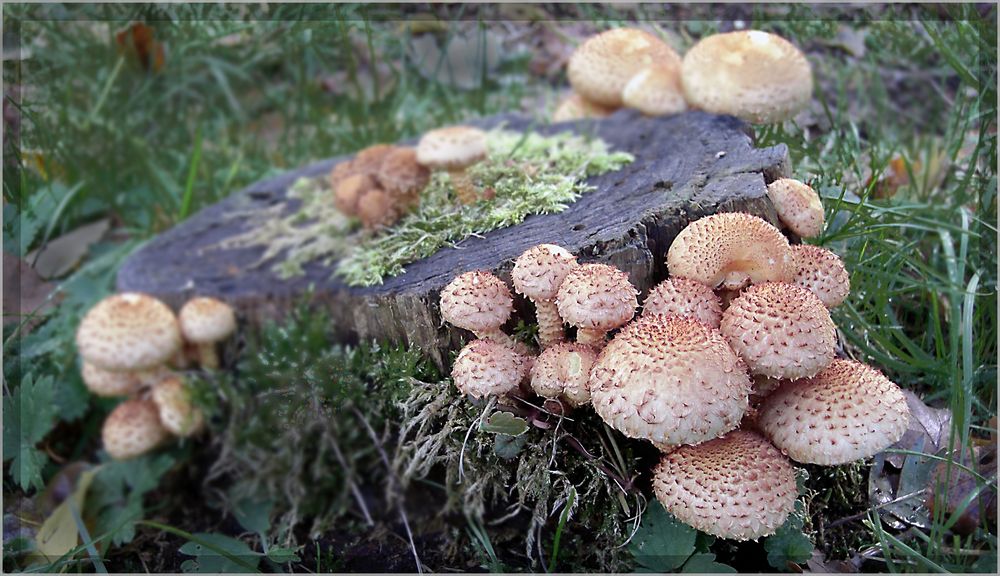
[30,467,100,563]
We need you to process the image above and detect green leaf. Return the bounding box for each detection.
[3,373,57,490]
[266,546,301,564]
[480,411,528,436]
[493,433,527,459]
[680,553,737,573]
[179,533,261,573]
[231,494,273,537]
[88,454,176,546]
[764,501,814,571]
[629,504,698,572]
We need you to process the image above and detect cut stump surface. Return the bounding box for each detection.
[117,110,790,368]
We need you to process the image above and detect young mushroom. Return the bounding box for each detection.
[102,397,171,460]
[652,429,798,541]
[378,146,431,211]
[552,92,615,122]
[416,126,488,205]
[766,178,825,238]
[357,187,396,230]
[555,263,638,348]
[81,361,145,397]
[178,296,236,370]
[333,173,377,216]
[440,270,517,349]
[151,375,204,437]
[790,244,850,308]
[512,244,579,348]
[529,342,598,408]
[757,359,910,465]
[621,63,687,117]
[642,276,724,329]
[451,339,529,400]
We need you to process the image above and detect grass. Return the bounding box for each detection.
[3,2,996,573]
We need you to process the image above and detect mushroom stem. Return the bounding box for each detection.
[196,344,220,370]
[447,168,479,204]
[533,300,565,348]
[576,328,606,347]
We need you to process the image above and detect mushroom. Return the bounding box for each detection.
[378,146,430,211]
[81,361,145,397]
[652,429,798,540]
[567,28,681,108]
[757,359,911,465]
[529,342,598,408]
[151,375,204,437]
[76,293,182,384]
[555,263,638,348]
[766,178,825,238]
[439,270,517,348]
[333,173,377,216]
[589,314,751,448]
[681,30,813,124]
[790,244,850,308]
[552,92,615,122]
[102,398,171,460]
[666,212,794,291]
[451,339,528,399]
[621,63,687,116]
[642,277,723,329]
[178,296,236,370]
[720,282,836,380]
[352,143,398,174]
[416,126,488,205]
[328,158,358,192]
[511,244,579,348]
[357,187,396,230]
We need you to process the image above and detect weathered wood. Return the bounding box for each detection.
[117,110,789,368]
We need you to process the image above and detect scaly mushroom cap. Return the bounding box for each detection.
[555,264,638,332]
[567,28,681,108]
[720,282,836,380]
[666,213,794,291]
[643,277,723,329]
[102,398,171,460]
[589,314,751,447]
[357,188,396,230]
[440,270,514,334]
[758,359,910,465]
[81,362,143,397]
[512,244,579,302]
[530,342,598,407]
[378,147,430,206]
[152,375,204,437]
[552,92,615,122]
[416,126,488,170]
[682,30,813,124]
[652,429,798,540]
[77,293,181,372]
[352,144,398,174]
[451,339,528,399]
[179,297,236,345]
[622,63,687,116]
[334,173,377,216]
[791,244,850,308]
[767,178,825,238]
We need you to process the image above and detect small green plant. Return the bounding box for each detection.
[629,504,735,573]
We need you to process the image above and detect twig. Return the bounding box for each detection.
[459,398,495,483]
[825,488,929,529]
[327,434,374,527]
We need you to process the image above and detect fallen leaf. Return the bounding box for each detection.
[886,390,952,468]
[407,28,502,90]
[926,445,997,535]
[30,466,99,563]
[804,550,860,573]
[115,22,165,73]
[2,252,59,332]
[26,218,110,279]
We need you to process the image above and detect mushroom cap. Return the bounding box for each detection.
[529,342,598,407]
[666,212,794,291]
[357,187,396,230]
[440,270,514,334]
[152,375,204,437]
[352,144,398,174]
[652,429,798,540]
[378,147,430,204]
[416,126,488,170]
[791,244,850,308]
[102,398,171,460]
[757,359,911,465]
[642,277,724,329]
[622,63,687,116]
[81,362,143,397]
[567,28,681,108]
[681,30,813,124]
[179,297,236,345]
[328,159,358,190]
[512,244,579,302]
[555,263,638,332]
[589,314,751,447]
[767,178,825,238]
[720,282,836,380]
[451,339,528,399]
[552,92,615,122]
[76,293,182,372]
[334,173,377,216]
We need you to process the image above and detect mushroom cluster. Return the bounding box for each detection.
[556,27,813,124]
[329,143,430,230]
[75,293,236,460]
[439,195,912,541]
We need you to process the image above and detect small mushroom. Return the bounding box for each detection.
[511,244,579,348]
[551,92,615,122]
[151,375,204,437]
[790,244,850,308]
[529,342,598,408]
[652,429,798,541]
[555,263,638,348]
[416,126,488,205]
[589,314,751,448]
[357,187,396,230]
[642,277,723,329]
[178,297,236,370]
[622,63,687,116]
[81,361,144,397]
[378,146,430,211]
[334,173,377,216]
[567,28,681,108]
[451,339,528,399]
[720,282,836,380]
[767,178,825,238]
[102,398,171,460]
[681,30,813,124]
[439,270,516,348]
[666,212,794,291]
[757,359,911,465]
[352,143,398,174]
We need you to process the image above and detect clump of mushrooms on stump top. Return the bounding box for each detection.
[439,201,911,540]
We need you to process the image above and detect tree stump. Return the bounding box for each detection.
[117,110,790,368]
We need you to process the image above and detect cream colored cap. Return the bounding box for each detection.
[76,293,181,372]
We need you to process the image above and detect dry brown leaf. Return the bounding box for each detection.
[26,218,110,279]
[2,252,60,332]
